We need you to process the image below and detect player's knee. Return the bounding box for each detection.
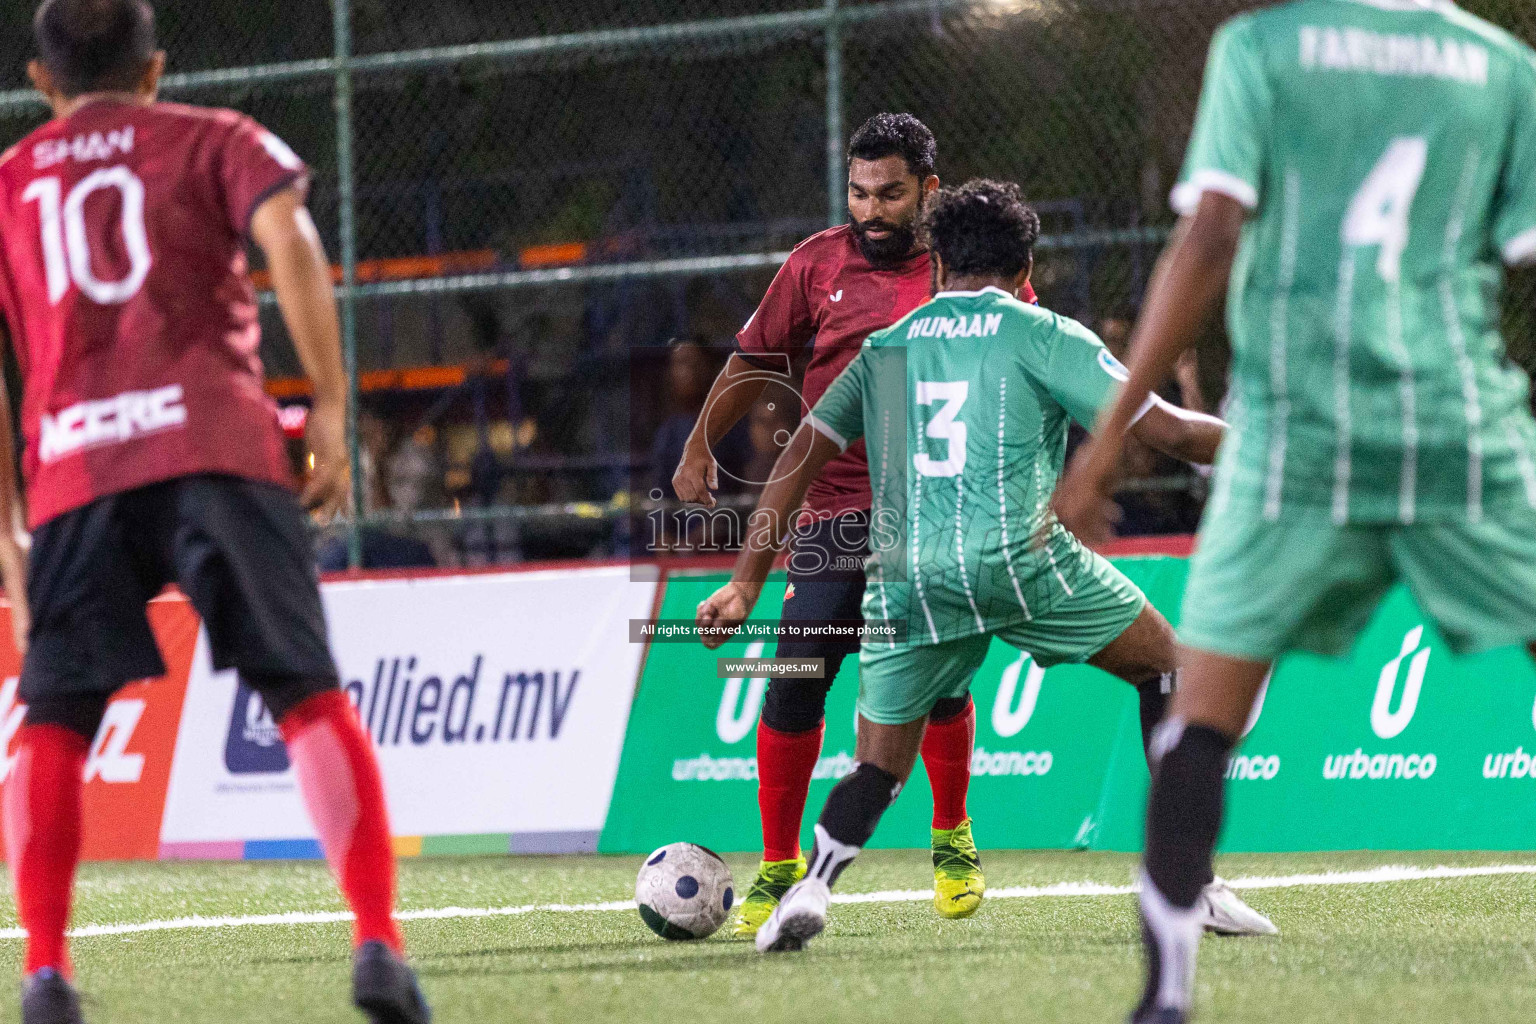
[929,695,972,724]
[761,678,832,734]
[1097,608,1178,684]
[23,694,110,741]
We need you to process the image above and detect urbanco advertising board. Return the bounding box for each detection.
[601,557,1536,855]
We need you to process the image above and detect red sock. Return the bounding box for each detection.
[922,698,975,831]
[756,721,824,862]
[280,691,403,953]
[4,724,89,977]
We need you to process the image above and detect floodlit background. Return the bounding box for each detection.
[0,0,1532,566]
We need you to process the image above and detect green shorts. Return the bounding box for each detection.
[856,549,1147,725]
[1182,500,1536,662]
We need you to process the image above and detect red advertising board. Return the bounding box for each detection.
[0,596,198,861]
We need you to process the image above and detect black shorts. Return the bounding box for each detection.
[774,510,869,664]
[21,474,338,704]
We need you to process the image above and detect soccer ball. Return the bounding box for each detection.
[635,842,734,940]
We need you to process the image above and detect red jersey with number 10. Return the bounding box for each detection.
[0,99,305,528]
[737,223,1035,517]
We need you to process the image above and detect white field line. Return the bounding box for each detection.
[4,863,1535,942]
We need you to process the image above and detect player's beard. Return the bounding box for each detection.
[851,204,921,267]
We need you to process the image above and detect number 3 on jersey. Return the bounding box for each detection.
[23,165,152,306]
[915,381,968,478]
[1342,136,1428,283]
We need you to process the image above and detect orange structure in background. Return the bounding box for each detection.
[261,242,598,399]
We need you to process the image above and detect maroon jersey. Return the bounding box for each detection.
[0,99,305,528]
[736,224,1036,517]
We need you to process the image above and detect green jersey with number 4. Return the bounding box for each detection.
[1178,0,1536,525]
[807,286,1139,649]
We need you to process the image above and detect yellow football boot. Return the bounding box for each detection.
[729,856,807,939]
[932,817,985,919]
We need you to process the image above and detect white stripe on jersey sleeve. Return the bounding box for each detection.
[258,131,305,172]
[804,414,849,452]
[1129,393,1159,427]
[1502,226,1536,267]
[1170,169,1259,217]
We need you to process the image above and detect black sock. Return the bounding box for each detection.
[806,762,902,888]
[1144,718,1233,908]
[1136,673,1174,765]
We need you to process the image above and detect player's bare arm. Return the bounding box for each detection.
[1052,192,1244,544]
[251,185,350,520]
[673,355,776,507]
[695,422,842,647]
[1130,395,1226,467]
[0,376,29,655]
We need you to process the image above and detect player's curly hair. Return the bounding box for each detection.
[847,113,937,179]
[921,179,1041,279]
[35,0,156,98]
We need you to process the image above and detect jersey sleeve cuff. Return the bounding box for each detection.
[805,414,850,452]
[1502,226,1536,266]
[1170,169,1259,217]
[241,168,308,238]
[731,340,791,374]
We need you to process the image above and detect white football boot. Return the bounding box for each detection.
[1198,878,1278,936]
[755,877,831,952]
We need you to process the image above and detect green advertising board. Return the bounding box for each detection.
[601,556,1536,855]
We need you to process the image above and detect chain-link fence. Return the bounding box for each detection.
[1,0,1534,566]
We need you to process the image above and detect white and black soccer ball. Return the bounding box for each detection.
[635,842,734,940]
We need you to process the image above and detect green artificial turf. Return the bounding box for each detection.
[3,849,1535,1023]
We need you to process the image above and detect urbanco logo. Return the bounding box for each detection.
[1242,669,1272,739]
[1226,670,1280,781]
[991,651,1044,738]
[716,640,768,744]
[1372,625,1431,740]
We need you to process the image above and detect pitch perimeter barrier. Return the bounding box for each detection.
[0,567,657,861]
[601,554,1536,855]
[7,554,1536,862]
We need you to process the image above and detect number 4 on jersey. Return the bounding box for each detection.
[1342,136,1428,283]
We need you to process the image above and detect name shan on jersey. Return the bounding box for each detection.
[32,126,136,170]
[1300,26,1490,86]
[39,385,187,465]
[905,312,1004,340]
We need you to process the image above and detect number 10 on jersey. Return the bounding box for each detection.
[24,165,152,306]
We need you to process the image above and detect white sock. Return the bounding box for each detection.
[807,823,861,887]
[1139,867,1204,1011]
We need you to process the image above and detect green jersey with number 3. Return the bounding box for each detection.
[1177,0,1536,525]
[807,286,1141,649]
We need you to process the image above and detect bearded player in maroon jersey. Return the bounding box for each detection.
[0,3,429,1022]
[674,114,1044,934]
[675,113,1274,940]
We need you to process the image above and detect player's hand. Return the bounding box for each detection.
[1049,439,1122,547]
[696,581,758,650]
[0,530,30,657]
[302,396,352,521]
[672,441,719,508]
